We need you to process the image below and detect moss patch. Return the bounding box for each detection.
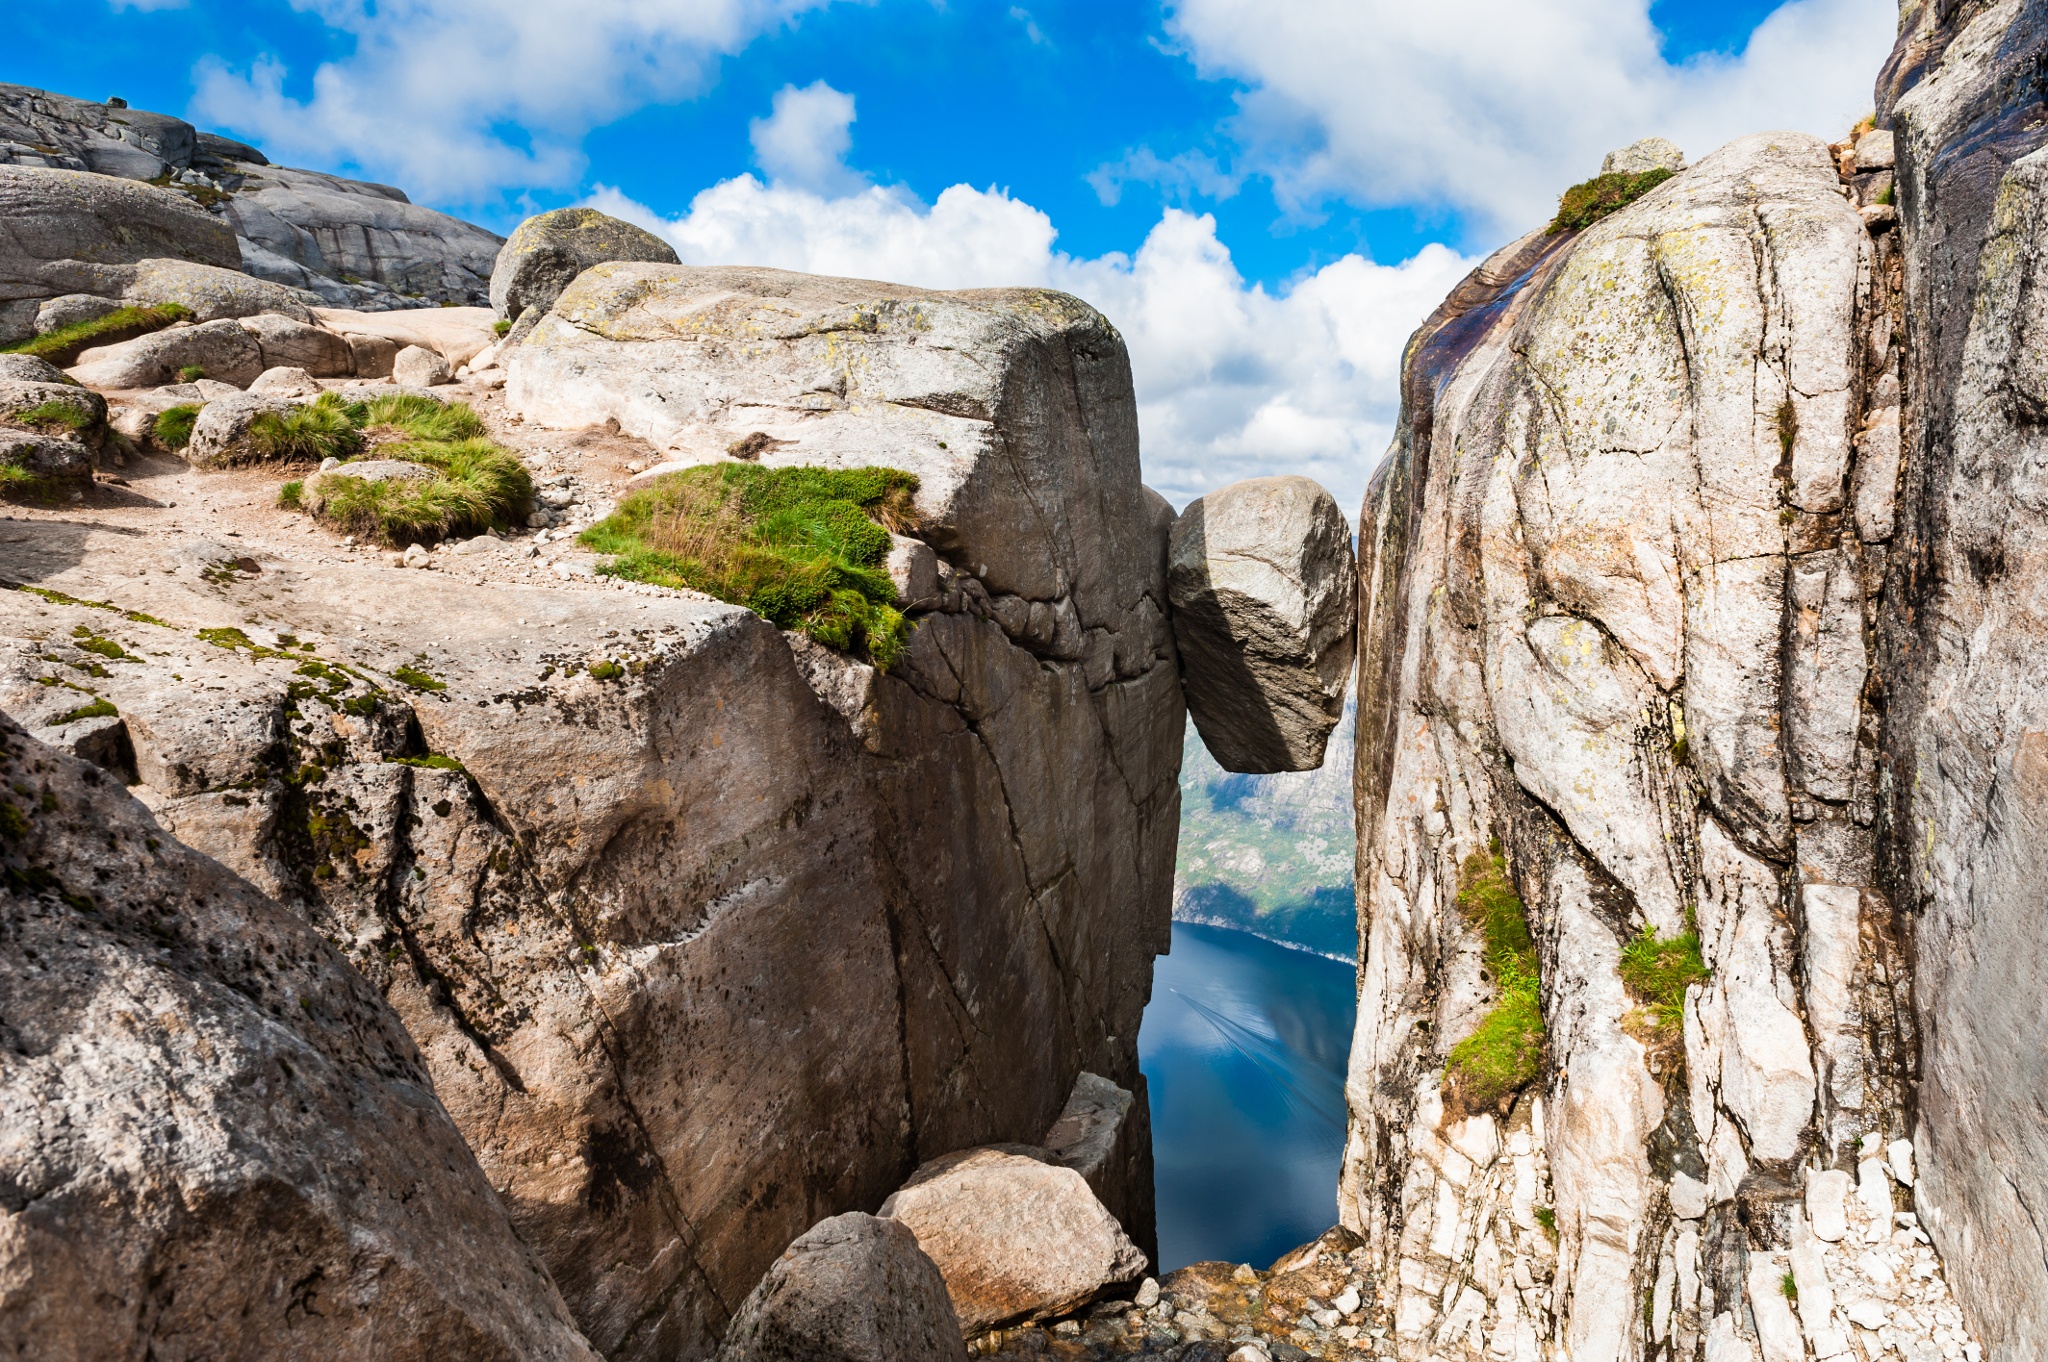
[1549,168,1676,235]
[1,303,192,367]
[11,401,94,434]
[54,697,117,725]
[392,664,445,692]
[581,462,919,669]
[1445,845,1545,1113]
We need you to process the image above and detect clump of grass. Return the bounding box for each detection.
[1780,1271,1799,1303]
[0,302,191,366]
[1533,1206,1558,1242]
[392,665,445,691]
[581,462,919,669]
[1445,844,1545,1112]
[55,697,117,725]
[153,404,199,450]
[1549,168,1676,235]
[492,318,511,337]
[246,398,364,463]
[177,364,207,383]
[310,438,531,545]
[388,752,464,772]
[0,461,64,503]
[1618,925,1710,1031]
[277,479,304,509]
[588,659,624,681]
[10,401,94,434]
[357,392,485,443]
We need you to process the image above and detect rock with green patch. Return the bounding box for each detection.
[0,354,69,385]
[0,164,237,304]
[181,391,296,466]
[0,379,104,442]
[490,206,680,324]
[0,430,91,485]
[1600,137,1686,175]
[69,316,264,389]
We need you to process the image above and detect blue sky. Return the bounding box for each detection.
[12,0,1894,507]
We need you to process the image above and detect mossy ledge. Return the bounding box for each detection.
[1444,843,1544,1114]
[0,303,192,367]
[581,462,920,670]
[1548,168,1676,235]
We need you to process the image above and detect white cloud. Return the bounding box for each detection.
[1087,147,1242,208]
[587,173,1471,515]
[749,81,863,194]
[1165,0,1894,234]
[188,0,837,203]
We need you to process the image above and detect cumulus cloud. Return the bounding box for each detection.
[189,0,834,202]
[749,81,864,194]
[588,173,1471,514]
[1165,0,1894,234]
[1088,147,1242,208]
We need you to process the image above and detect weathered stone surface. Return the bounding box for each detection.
[0,430,90,481]
[34,292,117,333]
[0,355,68,385]
[0,379,104,438]
[0,164,235,305]
[69,317,264,389]
[1878,4,2048,1355]
[490,206,680,323]
[247,365,324,398]
[183,392,295,466]
[1602,137,1687,174]
[713,1214,965,1362]
[880,1148,1147,1332]
[0,264,1181,1359]
[1338,126,1954,1360]
[0,715,600,1361]
[1041,1071,1151,1249]
[1852,128,1895,171]
[39,257,319,324]
[316,305,498,369]
[1166,475,1355,774]
[393,342,452,387]
[240,311,353,375]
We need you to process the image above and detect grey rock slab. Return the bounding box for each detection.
[69,317,263,389]
[713,1214,966,1362]
[0,378,104,433]
[182,392,295,468]
[1602,137,1687,174]
[0,430,91,480]
[490,206,679,322]
[1853,129,1895,171]
[0,714,601,1362]
[880,1147,1147,1333]
[0,164,234,303]
[34,292,118,333]
[1166,475,1355,774]
[240,311,353,375]
[315,306,497,368]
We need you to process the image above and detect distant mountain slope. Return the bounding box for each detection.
[1173,692,1356,960]
[0,83,501,317]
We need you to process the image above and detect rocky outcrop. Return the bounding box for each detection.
[491,207,680,327]
[1875,3,2048,1357]
[880,1148,1148,1332]
[3,259,1181,1359]
[1339,127,1978,1361]
[0,716,599,1361]
[0,84,503,312]
[1167,475,1355,773]
[713,1214,965,1362]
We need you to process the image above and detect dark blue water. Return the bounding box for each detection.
[1139,921,1357,1272]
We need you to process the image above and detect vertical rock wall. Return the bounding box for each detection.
[1343,128,1976,1359]
[1878,1,2048,1356]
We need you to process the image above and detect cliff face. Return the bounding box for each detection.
[1342,126,1962,1358]
[1878,1,2048,1355]
[1,271,1179,1357]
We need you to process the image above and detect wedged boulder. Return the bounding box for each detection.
[0,716,601,1360]
[1601,137,1687,174]
[0,165,236,299]
[346,331,399,378]
[313,305,497,369]
[491,206,680,323]
[34,293,118,333]
[880,1147,1147,1333]
[247,365,324,398]
[241,311,353,375]
[1166,475,1356,773]
[69,317,264,389]
[714,1214,965,1362]
[393,343,451,386]
[183,392,295,467]
[1041,1072,1152,1263]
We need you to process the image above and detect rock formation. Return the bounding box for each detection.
[491,207,680,332]
[1167,475,1356,774]
[1339,120,1985,1360]
[0,716,599,1361]
[713,1214,965,1362]
[0,83,502,314]
[2,255,1181,1358]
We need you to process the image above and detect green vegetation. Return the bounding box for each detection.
[392,664,445,692]
[279,394,529,545]
[0,302,191,367]
[54,698,117,725]
[387,753,465,772]
[1533,1206,1558,1242]
[0,464,63,502]
[582,462,920,669]
[1618,925,1710,1030]
[587,659,624,681]
[1781,1272,1799,1303]
[1549,168,1676,235]
[177,364,206,383]
[12,401,94,434]
[70,626,135,662]
[153,404,199,450]
[244,397,365,464]
[493,318,512,337]
[1445,845,1545,1112]
[1777,399,1799,459]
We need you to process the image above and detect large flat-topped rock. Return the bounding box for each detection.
[506,264,1158,632]
[0,165,237,302]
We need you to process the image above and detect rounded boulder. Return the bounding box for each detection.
[489,207,679,323]
[715,1213,966,1362]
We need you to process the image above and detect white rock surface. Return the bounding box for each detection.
[392,342,452,387]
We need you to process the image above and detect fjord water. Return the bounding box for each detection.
[1139,921,1357,1272]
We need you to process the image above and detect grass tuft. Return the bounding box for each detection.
[1777,399,1799,460]
[581,462,920,669]
[1549,168,1676,235]
[177,364,206,383]
[245,397,364,463]
[1618,925,1710,1031]
[311,439,530,545]
[153,404,199,450]
[1445,844,1545,1112]
[1781,1271,1799,1303]
[1,303,192,367]
[12,401,94,434]
[493,318,511,337]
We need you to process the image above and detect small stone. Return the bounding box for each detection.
[1051,1321,1080,1337]
[1311,1308,1341,1329]
[1845,1299,1889,1329]
[320,457,339,472]
[1888,1139,1915,1187]
[1808,1169,1853,1243]
[404,543,429,566]
[392,344,452,387]
[1232,1264,1258,1285]
[1228,1347,1271,1362]
[1333,1285,1360,1314]
[1134,1279,1159,1309]
[1670,1172,1709,1221]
